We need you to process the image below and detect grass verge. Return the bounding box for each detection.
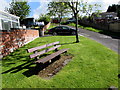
[68,23,102,32]
[1,36,118,88]
[68,23,120,37]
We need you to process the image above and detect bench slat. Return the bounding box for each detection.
[30,45,61,58]
[34,48,69,64]
[28,41,60,53]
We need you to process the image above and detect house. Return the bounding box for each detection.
[92,12,118,23]
[0,10,20,31]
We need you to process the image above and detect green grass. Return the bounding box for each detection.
[1,36,118,88]
[47,23,57,29]
[68,23,120,37]
[45,23,57,34]
[68,23,102,32]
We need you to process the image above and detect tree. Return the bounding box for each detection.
[66,1,80,43]
[107,4,120,18]
[37,14,51,25]
[8,0,30,22]
[47,1,70,25]
[65,0,100,43]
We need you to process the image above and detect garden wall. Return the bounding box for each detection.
[0,29,39,58]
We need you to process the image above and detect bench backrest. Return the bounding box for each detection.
[27,41,61,59]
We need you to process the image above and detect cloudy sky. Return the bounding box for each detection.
[0,0,120,19]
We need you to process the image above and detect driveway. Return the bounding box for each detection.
[67,25,119,54]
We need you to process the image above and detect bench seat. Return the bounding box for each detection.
[34,48,69,64]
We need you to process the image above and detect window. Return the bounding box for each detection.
[1,19,11,30]
[12,22,18,28]
[55,27,62,30]
[62,27,69,30]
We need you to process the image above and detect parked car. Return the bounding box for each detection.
[48,26,76,35]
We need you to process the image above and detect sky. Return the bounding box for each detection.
[0,0,120,19]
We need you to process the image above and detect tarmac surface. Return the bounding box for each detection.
[67,25,119,54]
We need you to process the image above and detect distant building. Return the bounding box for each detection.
[0,10,20,31]
[100,12,117,19]
[21,17,35,28]
[92,12,118,23]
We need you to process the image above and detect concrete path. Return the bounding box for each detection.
[67,25,119,54]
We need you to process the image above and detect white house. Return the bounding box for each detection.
[0,10,20,31]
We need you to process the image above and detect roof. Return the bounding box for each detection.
[100,12,117,15]
[0,10,20,19]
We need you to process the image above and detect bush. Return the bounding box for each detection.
[61,21,67,25]
[68,23,76,27]
[38,15,51,25]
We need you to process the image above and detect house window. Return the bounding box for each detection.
[12,22,18,28]
[1,19,11,30]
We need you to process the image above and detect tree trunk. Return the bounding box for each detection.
[59,17,62,26]
[75,14,79,43]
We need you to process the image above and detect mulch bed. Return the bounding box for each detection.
[38,54,73,79]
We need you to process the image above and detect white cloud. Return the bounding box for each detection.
[32,0,120,19]
[33,1,50,19]
[0,0,10,11]
[87,0,120,12]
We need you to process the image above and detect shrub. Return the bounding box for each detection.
[38,15,51,25]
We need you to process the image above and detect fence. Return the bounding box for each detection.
[79,20,109,31]
[109,23,120,32]
[79,20,120,32]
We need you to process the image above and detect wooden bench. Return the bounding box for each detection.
[27,41,69,64]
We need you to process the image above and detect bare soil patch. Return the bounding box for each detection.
[38,54,73,79]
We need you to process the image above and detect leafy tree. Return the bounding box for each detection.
[47,1,70,25]
[37,14,51,25]
[65,0,100,43]
[8,0,30,22]
[107,4,120,18]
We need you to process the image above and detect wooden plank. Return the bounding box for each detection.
[30,45,61,58]
[27,41,60,53]
[34,48,69,64]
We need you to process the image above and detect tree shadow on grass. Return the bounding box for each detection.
[22,55,60,77]
[1,60,34,74]
[58,42,76,45]
[1,54,50,74]
[2,54,61,77]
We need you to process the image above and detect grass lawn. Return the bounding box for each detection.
[1,36,118,88]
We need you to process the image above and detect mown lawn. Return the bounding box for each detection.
[1,36,118,88]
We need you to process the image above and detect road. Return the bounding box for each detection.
[67,25,119,54]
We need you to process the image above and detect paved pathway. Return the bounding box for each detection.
[67,25,119,53]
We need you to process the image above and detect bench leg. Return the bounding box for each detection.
[49,60,51,63]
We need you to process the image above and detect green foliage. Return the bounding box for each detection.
[38,14,51,25]
[60,21,67,25]
[45,23,57,33]
[68,23,76,27]
[47,2,70,24]
[8,1,30,20]
[1,36,118,88]
[107,4,120,18]
[84,27,102,32]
